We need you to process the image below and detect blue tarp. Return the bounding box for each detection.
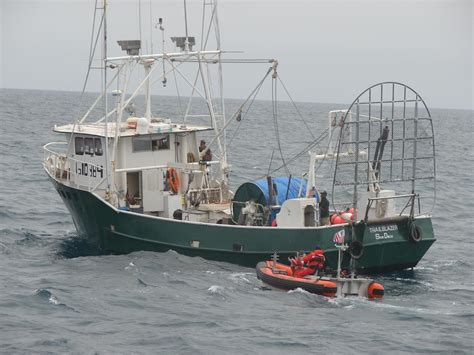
[254,177,308,206]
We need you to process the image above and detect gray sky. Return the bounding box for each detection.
[1,0,472,110]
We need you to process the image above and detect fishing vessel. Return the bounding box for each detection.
[43,0,436,272]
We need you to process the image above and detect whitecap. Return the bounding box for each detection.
[229,272,252,284]
[49,295,60,305]
[124,261,136,270]
[287,287,311,295]
[207,285,225,294]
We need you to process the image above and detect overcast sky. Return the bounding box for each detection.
[0,0,472,110]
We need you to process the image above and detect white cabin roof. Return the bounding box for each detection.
[54,117,213,138]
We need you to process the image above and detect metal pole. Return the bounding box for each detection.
[103,0,110,191]
[183,0,189,51]
[337,247,341,279]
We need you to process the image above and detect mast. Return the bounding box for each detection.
[103,0,111,191]
[144,60,153,119]
[213,0,228,180]
[183,0,190,51]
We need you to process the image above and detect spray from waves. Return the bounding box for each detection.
[287,287,313,295]
[55,234,106,259]
[34,288,78,312]
[207,285,227,300]
[228,272,254,285]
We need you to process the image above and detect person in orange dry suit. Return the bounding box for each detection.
[290,248,326,278]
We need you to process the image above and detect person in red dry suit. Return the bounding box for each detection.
[290,248,326,278]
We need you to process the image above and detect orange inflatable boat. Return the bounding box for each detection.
[256,260,384,299]
[256,261,337,297]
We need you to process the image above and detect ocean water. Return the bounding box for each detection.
[0,88,473,354]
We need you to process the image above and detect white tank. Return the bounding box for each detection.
[362,189,397,220]
[136,117,149,134]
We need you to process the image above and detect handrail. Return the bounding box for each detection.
[366,193,416,201]
[115,160,220,173]
[364,193,420,222]
[115,165,167,173]
[43,141,68,153]
[43,141,221,195]
[43,141,107,192]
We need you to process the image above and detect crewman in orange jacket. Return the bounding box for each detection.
[290,248,326,278]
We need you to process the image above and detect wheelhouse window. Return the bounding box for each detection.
[132,135,170,152]
[75,136,102,156]
[132,137,152,152]
[94,138,103,156]
[84,137,94,155]
[152,136,170,151]
[75,137,84,155]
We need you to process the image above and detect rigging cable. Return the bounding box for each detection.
[267,149,275,176]
[67,1,104,159]
[261,128,329,179]
[138,0,142,45]
[172,61,184,118]
[226,66,273,147]
[81,2,104,95]
[149,0,153,53]
[277,75,316,140]
[272,72,290,176]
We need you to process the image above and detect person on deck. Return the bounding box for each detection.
[125,190,137,206]
[199,140,212,162]
[319,190,330,226]
[290,247,326,278]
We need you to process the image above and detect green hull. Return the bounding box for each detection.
[52,179,435,273]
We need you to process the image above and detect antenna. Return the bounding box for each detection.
[138,0,142,44]
[149,0,153,53]
[183,0,189,51]
[170,0,196,52]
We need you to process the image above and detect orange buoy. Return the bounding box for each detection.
[331,215,345,225]
[271,219,278,227]
[167,168,181,194]
[341,212,353,222]
[368,282,384,299]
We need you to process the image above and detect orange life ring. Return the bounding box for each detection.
[167,168,181,194]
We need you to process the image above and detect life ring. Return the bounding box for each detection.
[167,168,181,194]
[409,223,422,243]
[349,240,364,260]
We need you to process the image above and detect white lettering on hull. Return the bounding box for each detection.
[369,225,398,240]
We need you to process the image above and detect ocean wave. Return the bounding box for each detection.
[55,235,102,259]
[15,231,48,247]
[33,288,78,312]
[207,285,226,299]
[228,272,253,284]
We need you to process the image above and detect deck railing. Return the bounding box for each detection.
[43,142,106,192]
